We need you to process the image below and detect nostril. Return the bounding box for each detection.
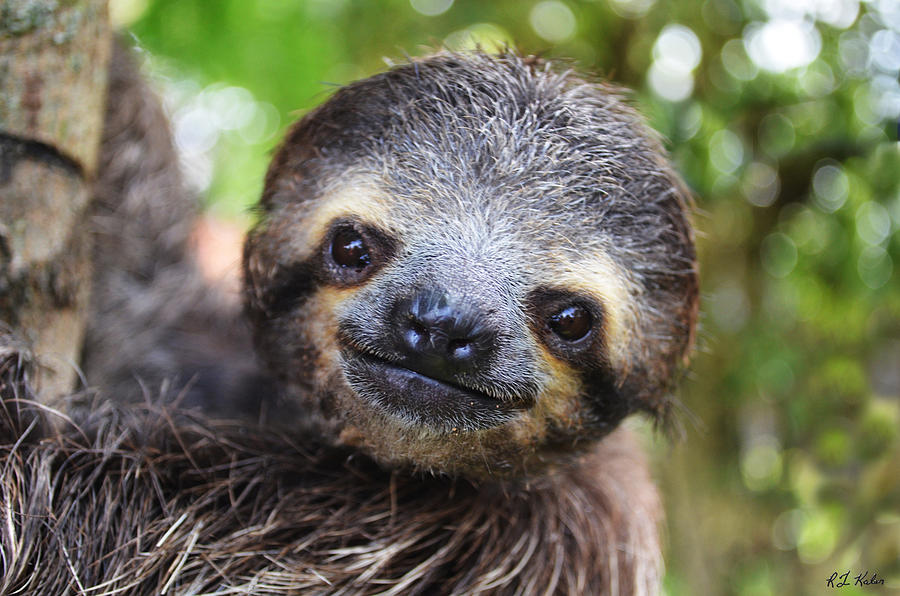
[410,318,428,334]
[403,318,430,351]
[448,338,473,362]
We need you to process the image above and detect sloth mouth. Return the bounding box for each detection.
[340,349,524,432]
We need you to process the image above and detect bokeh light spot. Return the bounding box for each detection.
[858,246,893,289]
[869,29,900,74]
[529,1,577,43]
[741,440,783,491]
[761,232,799,278]
[721,38,759,81]
[797,509,839,563]
[772,508,807,551]
[239,102,280,145]
[202,85,256,131]
[648,63,694,102]
[709,129,745,173]
[855,201,892,245]
[811,162,849,213]
[816,428,852,466]
[760,0,859,28]
[410,0,454,17]
[109,0,149,27]
[815,0,860,29]
[648,25,702,102]
[653,25,703,74]
[444,23,514,52]
[608,0,656,19]
[838,31,869,76]
[742,161,781,207]
[799,61,836,97]
[852,84,880,125]
[869,74,900,121]
[874,0,900,30]
[788,206,830,254]
[679,102,704,140]
[744,20,822,73]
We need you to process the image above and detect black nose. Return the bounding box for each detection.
[392,289,497,380]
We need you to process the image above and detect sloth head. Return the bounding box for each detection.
[243,52,698,477]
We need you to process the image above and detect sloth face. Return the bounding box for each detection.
[243,53,698,477]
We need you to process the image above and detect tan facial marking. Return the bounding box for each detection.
[304,285,359,384]
[488,343,585,450]
[552,255,640,371]
[284,182,393,262]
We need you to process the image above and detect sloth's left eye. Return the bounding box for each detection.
[548,305,592,342]
[331,227,371,270]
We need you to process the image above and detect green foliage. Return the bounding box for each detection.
[120,0,900,593]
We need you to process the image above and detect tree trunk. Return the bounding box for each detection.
[0,0,110,403]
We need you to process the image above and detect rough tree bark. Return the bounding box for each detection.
[0,0,110,403]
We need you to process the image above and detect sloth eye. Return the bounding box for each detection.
[548,305,592,342]
[331,227,371,270]
[322,220,397,287]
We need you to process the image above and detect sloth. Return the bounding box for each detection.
[0,43,698,594]
[242,52,699,478]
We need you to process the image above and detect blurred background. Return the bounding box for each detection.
[112,0,900,593]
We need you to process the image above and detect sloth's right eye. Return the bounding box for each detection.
[548,304,592,342]
[322,219,397,286]
[331,227,371,270]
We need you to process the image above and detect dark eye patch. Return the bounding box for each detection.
[527,287,633,430]
[246,218,398,320]
[248,259,319,320]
